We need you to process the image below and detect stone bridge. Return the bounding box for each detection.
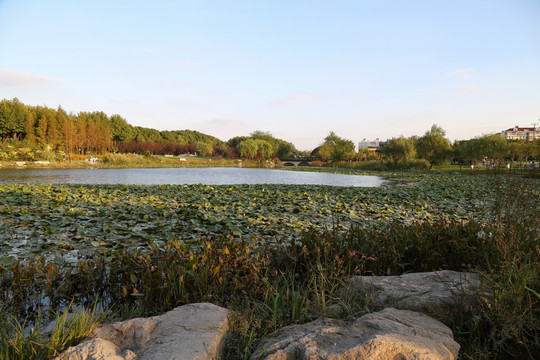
[281,160,312,167]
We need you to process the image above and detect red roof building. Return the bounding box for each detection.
[501,126,539,141]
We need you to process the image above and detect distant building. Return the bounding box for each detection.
[358,138,380,150]
[502,126,539,141]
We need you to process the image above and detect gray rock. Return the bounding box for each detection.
[55,338,137,360]
[56,303,230,360]
[344,270,479,318]
[251,308,459,360]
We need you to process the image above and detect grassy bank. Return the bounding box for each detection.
[0,154,266,169]
[0,174,538,359]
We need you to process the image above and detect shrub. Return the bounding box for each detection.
[335,159,430,171]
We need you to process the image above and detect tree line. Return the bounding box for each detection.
[1,98,537,166]
[0,98,300,161]
[312,125,539,169]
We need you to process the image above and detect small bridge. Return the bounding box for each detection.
[281,160,312,167]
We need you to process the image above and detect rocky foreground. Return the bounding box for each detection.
[56,271,478,360]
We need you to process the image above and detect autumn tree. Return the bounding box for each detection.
[24,113,35,143]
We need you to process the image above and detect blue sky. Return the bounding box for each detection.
[1,0,539,150]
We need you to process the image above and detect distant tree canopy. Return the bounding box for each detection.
[229,130,299,160]
[415,124,452,169]
[313,132,356,162]
[195,142,213,157]
[2,98,539,165]
[462,133,509,165]
[0,98,226,157]
[381,136,417,163]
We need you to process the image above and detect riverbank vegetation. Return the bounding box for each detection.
[0,99,301,164]
[1,98,538,173]
[0,173,538,359]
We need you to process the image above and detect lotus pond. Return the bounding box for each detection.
[0,173,503,265]
[0,172,539,360]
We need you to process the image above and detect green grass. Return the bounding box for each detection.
[0,302,104,360]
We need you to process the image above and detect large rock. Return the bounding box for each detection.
[56,302,230,360]
[343,270,479,318]
[251,308,459,360]
[55,338,137,360]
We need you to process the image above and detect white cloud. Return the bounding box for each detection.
[0,69,58,87]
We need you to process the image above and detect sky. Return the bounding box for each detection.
[0,0,539,150]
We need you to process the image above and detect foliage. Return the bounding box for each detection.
[0,98,227,158]
[380,136,417,163]
[314,132,356,162]
[335,159,430,171]
[0,175,501,265]
[254,139,273,160]
[448,178,540,359]
[230,131,298,160]
[237,139,275,160]
[507,140,535,162]
[237,138,259,159]
[195,142,213,157]
[0,302,103,360]
[415,124,452,168]
[463,134,508,165]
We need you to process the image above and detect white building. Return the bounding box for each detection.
[358,138,380,150]
[502,126,539,141]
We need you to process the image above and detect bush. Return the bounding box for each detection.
[334,159,430,171]
[102,153,149,165]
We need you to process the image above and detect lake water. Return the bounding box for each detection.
[0,167,385,187]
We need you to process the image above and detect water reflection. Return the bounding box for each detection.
[0,168,385,187]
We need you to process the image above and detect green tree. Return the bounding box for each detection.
[255,139,273,159]
[238,139,259,159]
[464,134,508,165]
[382,136,417,163]
[508,140,534,162]
[320,131,356,162]
[416,125,452,169]
[277,142,293,159]
[0,98,27,140]
[195,142,213,157]
[110,114,134,143]
[227,136,249,149]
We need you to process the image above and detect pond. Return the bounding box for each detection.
[0,167,385,187]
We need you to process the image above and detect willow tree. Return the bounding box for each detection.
[238,138,259,159]
[416,125,452,169]
[382,136,417,163]
[195,142,213,157]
